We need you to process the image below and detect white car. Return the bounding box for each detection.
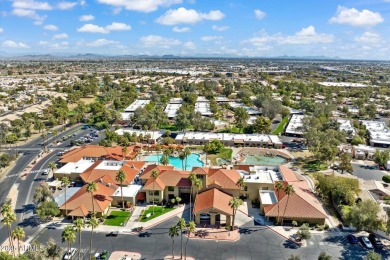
[200,214,210,220]
[360,237,374,249]
[63,248,77,260]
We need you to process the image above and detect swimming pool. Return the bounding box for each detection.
[241,155,287,166]
[145,153,204,170]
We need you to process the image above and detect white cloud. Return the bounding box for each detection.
[183,41,196,49]
[242,26,333,46]
[13,0,52,10]
[80,0,86,5]
[254,9,266,20]
[51,41,69,49]
[79,14,95,21]
[211,25,229,31]
[355,32,382,44]
[0,28,3,33]
[56,2,78,10]
[201,36,223,41]
[43,24,58,31]
[77,22,131,33]
[97,0,182,13]
[38,40,49,46]
[330,6,384,27]
[2,40,29,48]
[79,38,119,47]
[172,26,190,32]
[140,35,181,48]
[156,7,224,25]
[53,33,68,40]
[12,8,46,24]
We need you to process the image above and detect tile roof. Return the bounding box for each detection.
[79,161,145,185]
[59,145,138,163]
[143,170,191,191]
[193,188,233,216]
[192,167,210,175]
[59,182,115,214]
[139,164,174,180]
[206,169,241,190]
[264,182,327,220]
[279,165,300,182]
[68,205,89,217]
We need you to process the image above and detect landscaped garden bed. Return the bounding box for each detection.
[139,206,175,222]
[103,210,131,226]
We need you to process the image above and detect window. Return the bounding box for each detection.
[262,187,269,190]
[149,191,159,196]
[168,186,174,192]
[241,186,248,191]
[196,175,204,180]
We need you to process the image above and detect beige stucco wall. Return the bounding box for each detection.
[241,183,274,201]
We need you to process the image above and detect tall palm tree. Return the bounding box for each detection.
[88,217,99,260]
[12,226,25,256]
[151,170,159,215]
[281,184,295,225]
[61,177,70,217]
[73,218,85,260]
[156,144,161,164]
[177,218,186,259]
[48,161,57,176]
[169,225,179,259]
[188,173,197,222]
[203,142,213,166]
[275,182,284,225]
[86,182,98,217]
[121,146,128,160]
[236,177,245,196]
[184,221,196,260]
[41,131,47,152]
[160,153,170,166]
[179,151,186,170]
[115,170,126,209]
[183,147,191,171]
[229,197,243,231]
[62,226,76,258]
[194,178,203,198]
[1,204,16,256]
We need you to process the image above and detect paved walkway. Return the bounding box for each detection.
[108,251,141,260]
[189,228,239,241]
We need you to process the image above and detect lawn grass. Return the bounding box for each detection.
[103,210,131,226]
[208,148,233,165]
[217,126,242,134]
[272,117,289,135]
[303,160,328,171]
[139,206,175,222]
[159,124,178,131]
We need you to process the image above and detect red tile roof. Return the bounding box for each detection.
[59,145,138,163]
[68,205,89,217]
[279,165,300,182]
[143,170,191,191]
[139,164,174,180]
[206,169,241,190]
[59,182,115,214]
[193,188,233,216]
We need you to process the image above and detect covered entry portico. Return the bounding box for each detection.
[193,188,233,227]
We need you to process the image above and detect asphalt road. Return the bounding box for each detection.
[33,217,390,260]
[0,124,105,244]
[350,163,387,181]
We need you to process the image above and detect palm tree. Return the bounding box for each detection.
[62,226,76,258]
[179,151,186,170]
[194,178,203,198]
[115,170,127,209]
[1,204,16,256]
[160,153,170,166]
[73,218,85,260]
[177,218,186,259]
[203,142,213,166]
[41,131,47,152]
[156,144,161,164]
[229,197,243,231]
[169,225,179,259]
[184,221,196,260]
[236,177,245,196]
[86,182,98,217]
[12,226,25,256]
[88,217,99,260]
[151,170,159,215]
[121,146,128,160]
[188,173,197,222]
[61,177,70,217]
[275,182,284,225]
[183,147,191,171]
[46,238,62,260]
[281,184,295,225]
[48,161,57,176]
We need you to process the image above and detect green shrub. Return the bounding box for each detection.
[382,175,390,183]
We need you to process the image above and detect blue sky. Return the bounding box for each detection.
[1,0,390,59]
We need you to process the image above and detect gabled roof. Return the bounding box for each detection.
[79,160,145,185]
[193,188,233,216]
[143,170,191,191]
[139,164,175,180]
[207,169,241,190]
[59,145,138,163]
[264,182,327,220]
[279,165,299,182]
[68,205,89,217]
[60,182,115,214]
[192,167,210,175]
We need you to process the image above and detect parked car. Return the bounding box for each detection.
[347,234,358,244]
[200,214,210,220]
[106,231,119,237]
[360,236,374,249]
[368,233,384,249]
[96,250,109,259]
[82,125,91,129]
[63,248,77,260]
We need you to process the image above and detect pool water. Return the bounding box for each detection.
[145,153,204,170]
[242,155,287,166]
